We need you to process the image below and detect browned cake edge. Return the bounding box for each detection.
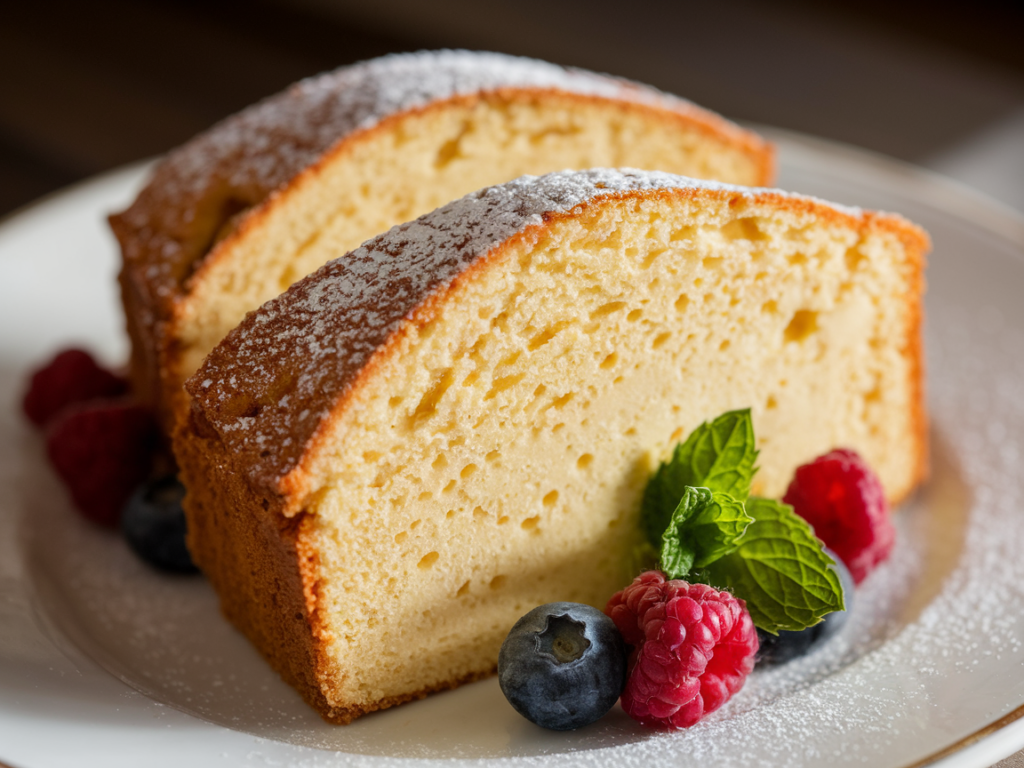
[902,223,930,502]
[177,409,496,723]
[177,178,929,722]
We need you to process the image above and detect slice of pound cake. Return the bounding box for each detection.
[110,50,774,433]
[176,169,928,723]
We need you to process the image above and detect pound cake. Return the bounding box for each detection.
[176,169,928,723]
[110,50,774,434]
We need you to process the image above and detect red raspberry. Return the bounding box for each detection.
[605,571,757,729]
[46,401,159,527]
[23,349,128,428]
[783,448,894,584]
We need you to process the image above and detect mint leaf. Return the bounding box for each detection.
[676,409,759,499]
[659,486,706,578]
[660,487,753,579]
[641,409,759,545]
[704,497,844,634]
[689,491,754,568]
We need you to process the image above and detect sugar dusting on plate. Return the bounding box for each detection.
[19,274,1024,767]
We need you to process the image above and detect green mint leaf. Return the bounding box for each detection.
[704,497,845,634]
[689,491,754,568]
[640,409,759,546]
[659,487,753,579]
[676,409,759,500]
[658,486,706,578]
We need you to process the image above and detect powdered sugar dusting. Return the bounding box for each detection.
[112,50,730,307]
[158,49,701,205]
[26,265,1024,767]
[13,127,1024,768]
[187,168,867,495]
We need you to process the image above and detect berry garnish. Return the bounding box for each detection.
[498,602,626,730]
[783,448,894,584]
[756,548,855,665]
[45,401,159,527]
[23,348,128,428]
[122,475,199,573]
[605,571,757,729]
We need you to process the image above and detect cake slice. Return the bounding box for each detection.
[176,169,928,723]
[109,50,775,433]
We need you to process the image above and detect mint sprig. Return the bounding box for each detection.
[641,409,758,546]
[640,408,845,635]
[660,487,752,579]
[704,497,845,634]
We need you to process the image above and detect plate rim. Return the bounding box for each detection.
[759,124,1024,251]
[771,128,1024,768]
[2,129,1024,768]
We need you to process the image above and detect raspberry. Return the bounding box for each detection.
[23,349,128,428]
[605,571,757,729]
[46,401,159,527]
[783,448,894,584]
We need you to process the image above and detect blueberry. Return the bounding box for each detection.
[498,602,626,730]
[121,475,199,574]
[756,549,855,665]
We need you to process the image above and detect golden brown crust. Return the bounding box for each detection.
[900,225,930,502]
[175,408,330,715]
[180,402,498,724]
[112,52,775,431]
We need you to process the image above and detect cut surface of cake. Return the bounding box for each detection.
[177,169,928,724]
[109,50,775,433]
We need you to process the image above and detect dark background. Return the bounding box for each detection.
[2,0,1023,218]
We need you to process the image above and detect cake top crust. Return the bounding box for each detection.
[186,168,924,506]
[112,50,759,305]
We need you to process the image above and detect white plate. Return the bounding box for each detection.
[2,132,1024,768]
